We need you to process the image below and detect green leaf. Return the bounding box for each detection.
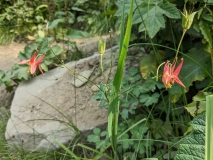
[66,29,90,39]
[199,20,212,48]
[202,13,213,22]
[93,128,101,135]
[170,48,211,103]
[40,63,48,72]
[51,45,64,56]
[115,0,141,16]
[140,93,160,107]
[37,39,50,54]
[108,0,134,152]
[48,19,65,29]
[87,134,100,143]
[133,0,180,38]
[174,113,205,160]
[12,64,30,80]
[185,101,206,117]
[18,43,37,61]
[139,53,158,79]
[185,92,212,117]
[118,133,132,150]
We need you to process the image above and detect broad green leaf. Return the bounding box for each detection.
[71,7,84,12]
[51,45,64,56]
[40,63,48,72]
[199,20,212,48]
[66,29,90,39]
[140,93,160,106]
[118,133,131,150]
[169,48,211,103]
[121,109,129,119]
[150,119,173,139]
[174,113,205,160]
[93,128,101,135]
[133,0,180,38]
[10,64,30,80]
[115,0,142,16]
[87,134,100,143]
[185,92,211,117]
[48,18,65,29]
[185,101,206,117]
[201,13,213,22]
[37,30,45,38]
[18,43,37,61]
[37,39,50,54]
[140,53,158,79]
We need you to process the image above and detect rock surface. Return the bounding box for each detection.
[0,33,118,107]
[5,46,119,151]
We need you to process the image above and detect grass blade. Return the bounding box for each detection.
[205,95,213,160]
[108,0,134,156]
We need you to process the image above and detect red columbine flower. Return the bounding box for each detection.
[162,58,185,89]
[18,50,46,74]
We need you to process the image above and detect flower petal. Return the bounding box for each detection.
[173,58,184,76]
[36,54,45,64]
[174,76,185,88]
[30,63,37,74]
[30,50,38,64]
[162,61,172,88]
[18,59,30,64]
[38,64,44,74]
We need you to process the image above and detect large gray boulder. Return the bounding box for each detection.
[5,52,111,151]
[5,44,143,152]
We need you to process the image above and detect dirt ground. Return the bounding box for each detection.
[0,42,26,107]
[0,42,26,72]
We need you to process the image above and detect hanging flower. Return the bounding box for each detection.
[162,58,185,89]
[18,50,45,74]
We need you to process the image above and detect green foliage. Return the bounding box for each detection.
[0,0,48,44]
[93,67,163,119]
[116,0,180,38]
[169,48,211,102]
[185,91,212,117]
[87,115,150,159]
[205,95,213,160]
[174,113,205,160]
[0,39,64,91]
[87,128,108,151]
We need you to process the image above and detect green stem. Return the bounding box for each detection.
[100,54,106,84]
[173,29,187,64]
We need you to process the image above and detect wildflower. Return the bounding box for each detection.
[162,58,185,89]
[18,50,45,74]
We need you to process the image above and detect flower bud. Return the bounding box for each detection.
[181,8,197,30]
[98,40,106,55]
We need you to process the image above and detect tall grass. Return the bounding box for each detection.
[108,1,133,158]
[205,95,213,160]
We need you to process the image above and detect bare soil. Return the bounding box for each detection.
[0,42,26,107]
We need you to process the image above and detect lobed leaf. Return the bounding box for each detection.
[174,113,205,160]
[132,0,180,38]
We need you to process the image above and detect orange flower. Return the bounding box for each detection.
[162,58,185,89]
[18,50,45,74]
